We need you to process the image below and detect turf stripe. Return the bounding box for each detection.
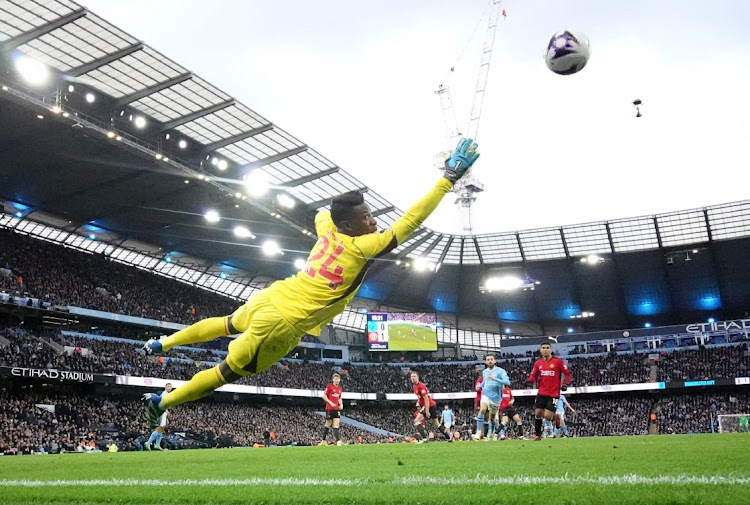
[1,475,748,487]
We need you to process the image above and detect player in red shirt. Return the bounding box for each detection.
[410,372,450,443]
[473,374,485,437]
[320,372,344,446]
[473,375,484,411]
[496,385,525,439]
[527,342,572,440]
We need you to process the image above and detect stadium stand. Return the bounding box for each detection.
[2,324,748,391]
[3,387,748,455]
[0,230,239,325]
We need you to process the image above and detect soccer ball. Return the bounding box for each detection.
[544,30,590,75]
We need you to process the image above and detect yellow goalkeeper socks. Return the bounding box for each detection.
[159,365,227,409]
[160,316,229,351]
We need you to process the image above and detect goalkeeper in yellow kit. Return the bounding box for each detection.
[141,138,480,427]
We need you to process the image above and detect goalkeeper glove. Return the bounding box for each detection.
[561,385,568,392]
[443,138,480,183]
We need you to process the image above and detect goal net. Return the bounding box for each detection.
[717,414,750,433]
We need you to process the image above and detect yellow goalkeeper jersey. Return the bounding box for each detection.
[266,177,453,335]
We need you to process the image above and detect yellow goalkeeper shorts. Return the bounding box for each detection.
[226,290,304,376]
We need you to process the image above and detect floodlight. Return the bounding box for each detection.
[15,57,50,86]
[276,193,295,209]
[204,210,220,223]
[262,240,282,256]
[217,159,228,171]
[294,258,307,270]
[244,170,270,197]
[85,92,95,103]
[484,276,524,291]
[178,140,187,149]
[233,226,253,239]
[133,116,146,128]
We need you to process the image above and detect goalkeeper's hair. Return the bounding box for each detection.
[331,191,365,228]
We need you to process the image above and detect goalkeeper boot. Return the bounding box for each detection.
[142,393,165,430]
[141,337,164,355]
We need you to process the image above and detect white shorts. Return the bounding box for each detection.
[158,413,168,428]
[481,396,499,417]
[443,421,452,430]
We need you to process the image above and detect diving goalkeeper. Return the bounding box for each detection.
[141,138,480,427]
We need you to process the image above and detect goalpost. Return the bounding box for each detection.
[717,414,750,433]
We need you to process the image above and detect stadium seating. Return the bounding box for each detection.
[3,388,748,455]
[2,325,748,391]
[0,230,239,325]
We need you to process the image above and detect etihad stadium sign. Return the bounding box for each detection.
[0,366,115,383]
[685,319,750,334]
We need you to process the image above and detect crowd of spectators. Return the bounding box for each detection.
[657,392,750,434]
[0,230,239,325]
[2,386,748,456]
[346,392,750,439]
[657,345,750,382]
[0,391,143,456]
[2,325,748,393]
[167,403,387,447]
[0,389,390,455]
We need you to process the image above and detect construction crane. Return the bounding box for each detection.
[435,0,503,235]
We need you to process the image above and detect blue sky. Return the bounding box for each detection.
[80,0,750,234]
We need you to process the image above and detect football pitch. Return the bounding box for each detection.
[1,434,749,505]
[387,322,437,351]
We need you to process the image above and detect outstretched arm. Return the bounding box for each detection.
[353,138,480,259]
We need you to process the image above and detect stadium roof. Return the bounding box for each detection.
[2,0,750,336]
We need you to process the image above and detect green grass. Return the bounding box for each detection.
[1,434,749,504]
[387,323,437,351]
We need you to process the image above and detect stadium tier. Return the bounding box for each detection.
[1,3,750,505]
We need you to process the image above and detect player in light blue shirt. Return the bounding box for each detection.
[553,394,576,437]
[441,405,455,438]
[146,383,173,451]
[473,354,511,440]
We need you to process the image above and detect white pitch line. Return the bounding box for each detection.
[1,474,749,487]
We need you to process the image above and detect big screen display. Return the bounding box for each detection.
[366,312,438,351]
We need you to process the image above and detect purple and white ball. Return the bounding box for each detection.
[544,30,590,75]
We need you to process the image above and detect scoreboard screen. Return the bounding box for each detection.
[366,312,438,351]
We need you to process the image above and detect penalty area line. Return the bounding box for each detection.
[1,475,749,487]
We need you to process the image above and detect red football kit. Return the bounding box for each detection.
[500,386,513,411]
[413,382,436,408]
[324,384,342,411]
[527,357,571,398]
[474,378,484,410]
